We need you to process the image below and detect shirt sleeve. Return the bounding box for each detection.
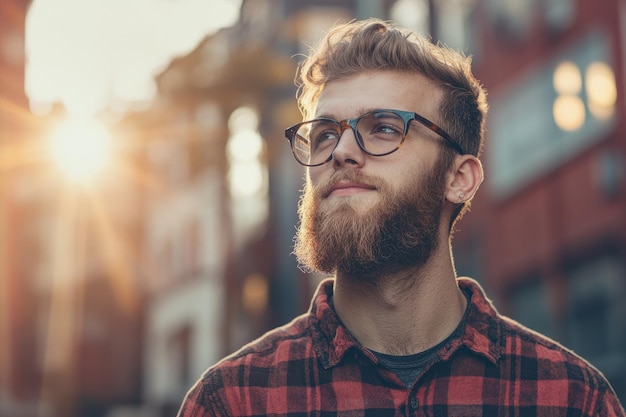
[176,375,229,417]
[597,385,626,417]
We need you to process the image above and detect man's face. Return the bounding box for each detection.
[293,71,451,278]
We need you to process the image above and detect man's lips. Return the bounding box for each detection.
[326,181,376,197]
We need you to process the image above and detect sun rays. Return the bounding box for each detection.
[0,102,170,411]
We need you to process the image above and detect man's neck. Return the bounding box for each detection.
[332,254,467,356]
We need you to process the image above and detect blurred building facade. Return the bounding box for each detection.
[2,1,146,416]
[455,0,626,401]
[0,1,39,416]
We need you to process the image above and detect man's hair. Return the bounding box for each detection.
[296,18,488,159]
[295,18,488,229]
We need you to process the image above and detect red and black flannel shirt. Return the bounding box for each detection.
[177,278,625,417]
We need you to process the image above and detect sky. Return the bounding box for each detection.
[25,0,242,116]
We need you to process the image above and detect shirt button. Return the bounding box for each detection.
[409,398,419,410]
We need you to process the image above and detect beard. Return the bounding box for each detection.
[293,159,448,281]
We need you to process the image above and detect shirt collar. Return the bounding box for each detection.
[307,277,502,369]
[448,277,502,364]
[307,278,362,368]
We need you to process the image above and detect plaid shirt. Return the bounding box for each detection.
[177,278,625,417]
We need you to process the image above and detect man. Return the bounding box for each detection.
[178,19,625,416]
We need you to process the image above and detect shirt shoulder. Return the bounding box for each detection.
[459,277,609,380]
[213,310,314,376]
[177,312,315,417]
[497,311,625,416]
[458,277,625,416]
[499,310,601,378]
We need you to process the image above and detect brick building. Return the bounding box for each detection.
[453,0,626,400]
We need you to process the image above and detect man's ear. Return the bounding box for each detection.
[445,155,484,204]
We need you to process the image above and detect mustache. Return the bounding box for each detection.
[315,170,383,197]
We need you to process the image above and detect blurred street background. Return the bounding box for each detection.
[0,0,624,416]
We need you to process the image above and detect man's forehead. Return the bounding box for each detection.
[314,72,443,120]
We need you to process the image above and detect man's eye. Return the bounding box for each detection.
[374,124,402,134]
[368,122,404,139]
[313,131,339,143]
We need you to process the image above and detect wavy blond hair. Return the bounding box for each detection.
[296,18,488,158]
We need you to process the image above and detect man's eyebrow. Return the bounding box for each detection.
[314,107,381,120]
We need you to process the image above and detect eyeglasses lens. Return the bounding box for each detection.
[291,111,406,166]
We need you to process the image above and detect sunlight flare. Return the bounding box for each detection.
[48,118,112,183]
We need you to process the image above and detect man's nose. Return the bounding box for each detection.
[331,124,365,168]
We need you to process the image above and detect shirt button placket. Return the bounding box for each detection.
[409,397,419,411]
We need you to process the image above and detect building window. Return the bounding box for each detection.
[509,277,556,340]
[158,239,173,289]
[168,325,192,388]
[486,0,535,41]
[437,0,478,53]
[565,253,626,397]
[183,220,200,278]
[390,0,430,34]
[226,106,269,245]
[544,0,576,35]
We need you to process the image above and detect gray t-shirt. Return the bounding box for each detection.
[372,292,469,387]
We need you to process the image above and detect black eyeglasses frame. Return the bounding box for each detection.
[284,109,463,167]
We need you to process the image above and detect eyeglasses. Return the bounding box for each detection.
[285,109,463,167]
